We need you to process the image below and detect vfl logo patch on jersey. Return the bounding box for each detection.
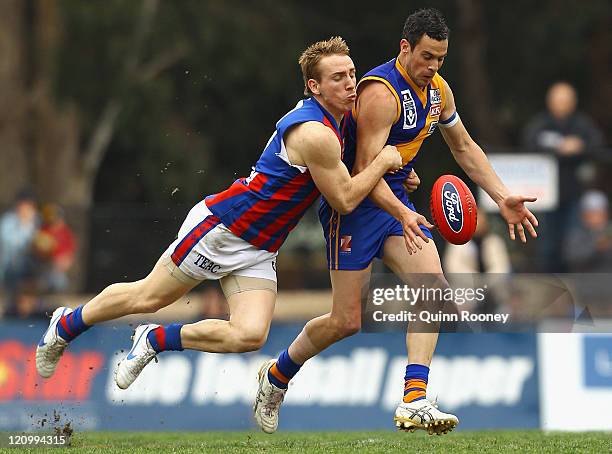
[401,89,417,129]
[430,88,442,106]
[430,105,441,117]
[442,182,463,233]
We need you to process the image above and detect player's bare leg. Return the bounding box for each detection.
[116,280,276,389]
[254,267,370,433]
[81,257,198,325]
[290,267,371,361]
[181,287,276,353]
[382,236,458,434]
[36,256,197,379]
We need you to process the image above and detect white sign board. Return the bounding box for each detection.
[478,154,558,212]
[539,332,612,431]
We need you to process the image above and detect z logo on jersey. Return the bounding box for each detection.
[401,89,417,129]
[340,235,352,253]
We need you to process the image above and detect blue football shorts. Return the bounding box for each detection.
[319,197,432,270]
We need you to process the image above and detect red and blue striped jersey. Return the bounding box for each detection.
[205,97,343,252]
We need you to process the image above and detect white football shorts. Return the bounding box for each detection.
[162,200,277,283]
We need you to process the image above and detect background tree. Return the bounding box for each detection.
[0,0,609,290]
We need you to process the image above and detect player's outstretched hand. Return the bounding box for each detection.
[403,169,420,193]
[399,208,434,255]
[498,195,539,243]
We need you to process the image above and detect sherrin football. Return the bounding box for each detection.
[430,175,477,245]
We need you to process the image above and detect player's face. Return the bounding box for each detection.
[309,54,357,116]
[401,35,448,88]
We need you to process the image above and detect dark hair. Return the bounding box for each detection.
[402,8,449,49]
[14,187,36,204]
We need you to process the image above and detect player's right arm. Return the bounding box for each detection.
[353,82,433,253]
[439,79,538,242]
[284,121,401,215]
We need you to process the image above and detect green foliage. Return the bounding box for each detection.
[63,431,612,453]
[52,0,610,204]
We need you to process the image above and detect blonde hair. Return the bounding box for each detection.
[299,36,350,96]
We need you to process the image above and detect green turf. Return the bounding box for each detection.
[4,431,611,453]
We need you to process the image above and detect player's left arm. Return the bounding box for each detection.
[438,80,539,242]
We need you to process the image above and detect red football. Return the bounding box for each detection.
[430,175,477,245]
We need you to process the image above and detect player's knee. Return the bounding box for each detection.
[235,337,265,352]
[235,328,267,352]
[412,273,450,310]
[330,316,360,339]
[340,320,361,338]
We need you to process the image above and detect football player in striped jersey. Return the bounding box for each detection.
[35,38,402,399]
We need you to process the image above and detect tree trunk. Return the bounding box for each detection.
[456,0,505,145]
[588,14,612,145]
[0,0,163,291]
[0,0,29,207]
[30,0,81,205]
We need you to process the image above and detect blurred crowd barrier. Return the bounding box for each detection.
[1,148,612,320]
[1,321,611,432]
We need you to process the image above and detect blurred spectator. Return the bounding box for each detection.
[564,190,612,272]
[0,190,40,317]
[33,204,76,292]
[524,82,604,156]
[443,212,511,317]
[443,212,511,274]
[523,81,605,272]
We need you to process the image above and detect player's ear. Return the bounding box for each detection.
[400,39,411,55]
[307,78,320,95]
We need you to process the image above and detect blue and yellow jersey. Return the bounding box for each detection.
[343,58,456,206]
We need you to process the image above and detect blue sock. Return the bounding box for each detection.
[56,306,91,342]
[267,349,301,389]
[403,363,429,403]
[147,324,184,353]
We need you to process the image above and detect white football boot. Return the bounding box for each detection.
[394,398,459,435]
[36,307,73,378]
[253,359,288,434]
[114,324,159,389]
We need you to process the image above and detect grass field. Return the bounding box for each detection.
[8,431,610,453]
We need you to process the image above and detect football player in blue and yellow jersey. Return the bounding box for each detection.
[260,9,539,435]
